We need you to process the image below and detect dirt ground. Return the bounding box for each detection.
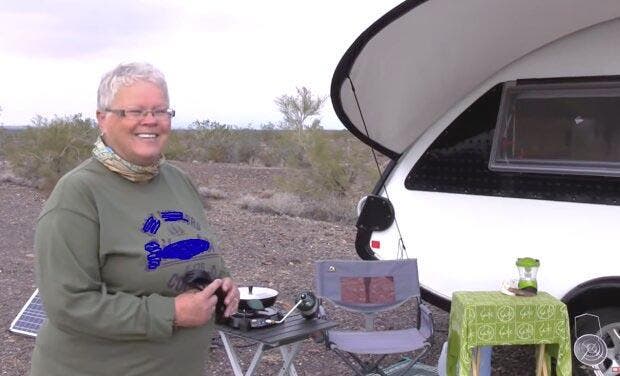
[0,161,535,375]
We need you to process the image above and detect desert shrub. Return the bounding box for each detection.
[0,128,5,151]
[247,130,288,167]
[252,129,313,168]
[181,122,266,164]
[304,130,355,196]
[0,127,10,157]
[276,130,309,168]
[275,129,378,198]
[247,127,283,167]
[190,120,237,162]
[229,130,263,164]
[4,114,97,190]
[164,131,194,161]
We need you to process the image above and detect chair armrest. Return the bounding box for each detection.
[419,303,434,341]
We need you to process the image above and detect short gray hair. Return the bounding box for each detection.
[97,62,169,111]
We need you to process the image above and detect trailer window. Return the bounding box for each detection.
[489,80,620,177]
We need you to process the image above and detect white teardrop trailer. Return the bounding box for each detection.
[331,1,620,375]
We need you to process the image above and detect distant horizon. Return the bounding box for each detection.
[0,105,348,130]
[0,123,351,131]
[0,110,347,130]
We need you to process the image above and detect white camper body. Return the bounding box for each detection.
[331,1,620,375]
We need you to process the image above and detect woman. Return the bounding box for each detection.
[30,62,239,375]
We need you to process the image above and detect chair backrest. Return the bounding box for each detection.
[315,259,421,314]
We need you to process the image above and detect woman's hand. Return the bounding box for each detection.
[221,277,240,317]
[173,279,223,327]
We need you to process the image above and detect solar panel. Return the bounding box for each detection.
[9,289,47,337]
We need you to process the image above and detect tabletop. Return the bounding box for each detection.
[447,291,571,376]
[217,313,338,348]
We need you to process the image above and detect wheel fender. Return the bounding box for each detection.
[562,276,620,326]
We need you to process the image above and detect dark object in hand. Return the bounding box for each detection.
[182,270,228,324]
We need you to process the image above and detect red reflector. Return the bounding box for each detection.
[612,366,620,372]
[371,240,380,249]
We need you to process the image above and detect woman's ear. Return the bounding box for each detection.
[96,110,106,124]
[96,111,107,136]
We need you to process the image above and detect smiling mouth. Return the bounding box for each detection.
[136,133,158,139]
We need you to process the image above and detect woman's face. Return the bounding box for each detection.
[97,81,171,166]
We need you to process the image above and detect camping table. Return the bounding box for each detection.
[446,291,571,376]
[217,313,338,376]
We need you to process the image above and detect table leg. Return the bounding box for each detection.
[535,344,547,376]
[472,348,480,376]
[277,342,302,376]
[219,331,266,376]
[246,343,266,375]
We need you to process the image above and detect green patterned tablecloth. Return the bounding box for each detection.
[446,291,571,376]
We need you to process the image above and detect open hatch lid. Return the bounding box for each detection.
[331,0,620,159]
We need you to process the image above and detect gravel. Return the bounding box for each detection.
[0,161,535,375]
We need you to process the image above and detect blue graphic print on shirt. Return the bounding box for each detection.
[142,215,161,235]
[160,211,189,223]
[142,210,211,270]
[145,239,211,270]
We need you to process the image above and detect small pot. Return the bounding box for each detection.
[238,286,279,311]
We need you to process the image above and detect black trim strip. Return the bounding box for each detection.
[516,74,620,86]
[421,287,451,312]
[330,0,429,160]
[371,159,397,194]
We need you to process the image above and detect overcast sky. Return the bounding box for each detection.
[0,1,402,129]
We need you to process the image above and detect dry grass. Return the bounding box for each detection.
[198,186,229,200]
[0,161,38,188]
[0,171,38,188]
[237,192,356,223]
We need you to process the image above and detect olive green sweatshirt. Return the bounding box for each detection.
[31,158,229,376]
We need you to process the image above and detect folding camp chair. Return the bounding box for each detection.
[315,259,433,376]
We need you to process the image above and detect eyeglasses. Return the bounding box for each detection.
[105,108,175,120]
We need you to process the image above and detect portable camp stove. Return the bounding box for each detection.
[227,307,284,331]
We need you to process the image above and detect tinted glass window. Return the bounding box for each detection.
[490,81,620,176]
[406,80,620,206]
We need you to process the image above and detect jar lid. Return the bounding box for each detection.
[516,257,540,267]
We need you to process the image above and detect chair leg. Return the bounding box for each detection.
[332,348,390,376]
[331,348,368,376]
[332,344,431,376]
[370,355,389,376]
[351,353,389,375]
[389,343,432,376]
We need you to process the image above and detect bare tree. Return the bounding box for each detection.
[275,87,327,138]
